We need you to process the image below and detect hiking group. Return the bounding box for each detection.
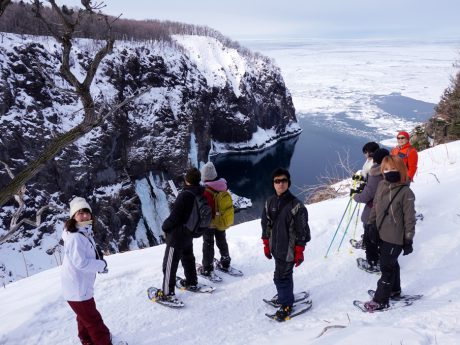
[350,131,418,312]
[60,131,419,343]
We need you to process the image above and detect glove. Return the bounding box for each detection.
[99,259,108,274]
[350,184,365,196]
[262,238,272,259]
[356,183,366,193]
[403,240,413,256]
[294,245,305,267]
[352,174,364,181]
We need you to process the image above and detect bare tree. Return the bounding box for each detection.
[0,0,11,17]
[0,2,149,216]
[0,161,64,243]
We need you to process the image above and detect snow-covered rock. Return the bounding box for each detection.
[0,32,298,283]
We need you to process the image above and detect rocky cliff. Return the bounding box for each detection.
[0,33,299,282]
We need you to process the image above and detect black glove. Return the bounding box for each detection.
[350,189,357,196]
[403,240,413,256]
[356,183,366,193]
[352,174,364,181]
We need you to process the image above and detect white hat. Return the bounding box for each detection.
[201,162,217,181]
[69,197,92,218]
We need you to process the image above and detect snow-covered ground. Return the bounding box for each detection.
[1,140,459,345]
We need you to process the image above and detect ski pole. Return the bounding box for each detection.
[324,197,353,258]
[351,203,361,241]
[336,202,359,252]
[349,203,361,254]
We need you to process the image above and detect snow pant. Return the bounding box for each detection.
[202,227,230,271]
[273,258,295,307]
[363,223,379,265]
[162,242,197,295]
[373,240,403,304]
[67,298,111,345]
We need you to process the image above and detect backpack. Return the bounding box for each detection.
[184,190,212,237]
[207,188,234,231]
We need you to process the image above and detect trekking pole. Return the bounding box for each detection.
[349,203,361,254]
[324,197,353,258]
[350,202,361,241]
[336,202,359,253]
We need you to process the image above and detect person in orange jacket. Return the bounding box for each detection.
[390,131,418,181]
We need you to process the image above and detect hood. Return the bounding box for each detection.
[205,178,228,192]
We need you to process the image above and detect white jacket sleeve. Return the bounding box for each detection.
[66,234,106,273]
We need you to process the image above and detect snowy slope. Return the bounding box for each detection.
[1,141,459,345]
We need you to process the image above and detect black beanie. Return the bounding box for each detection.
[184,167,201,186]
[373,148,390,165]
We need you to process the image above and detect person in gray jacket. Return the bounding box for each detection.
[364,156,416,312]
[353,148,390,271]
[261,168,311,320]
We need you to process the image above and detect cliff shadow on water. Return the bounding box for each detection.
[212,135,299,223]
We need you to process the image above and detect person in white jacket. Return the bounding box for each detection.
[61,197,111,345]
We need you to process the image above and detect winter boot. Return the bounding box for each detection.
[179,279,198,292]
[155,289,178,303]
[198,265,212,277]
[364,300,389,312]
[219,255,231,270]
[363,259,380,273]
[275,305,293,320]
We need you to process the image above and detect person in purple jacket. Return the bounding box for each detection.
[353,148,390,272]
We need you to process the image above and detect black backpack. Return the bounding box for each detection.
[184,190,212,237]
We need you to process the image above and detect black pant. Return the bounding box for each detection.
[202,228,230,271]
[363,223,379,265]
[273,259,295,307]
[373,240,402,304]
[162,243,197,295]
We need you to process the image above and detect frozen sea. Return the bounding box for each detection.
[214,38,460,220]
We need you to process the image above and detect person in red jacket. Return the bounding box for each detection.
[390,131,418,181]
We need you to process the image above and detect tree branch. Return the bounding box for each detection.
[0,0,11,17]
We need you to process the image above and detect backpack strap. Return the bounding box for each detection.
[377,186,406,230]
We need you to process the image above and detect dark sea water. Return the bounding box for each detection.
[212,94,435,222]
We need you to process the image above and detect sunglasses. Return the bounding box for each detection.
[273,178,288,184]
[397,136,407,140]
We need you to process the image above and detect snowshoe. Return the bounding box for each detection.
[367,289,423,302]
[263,291,310,308]
[196,263,223,283]
[353,299,412,313]
[213,258,243,277]
[356,258,380,274]
[175,276,215,293]
[147,287,184,308]
[265,300,312,322]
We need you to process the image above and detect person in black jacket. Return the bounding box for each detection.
[156,167,204,302]
[261,168,311,320]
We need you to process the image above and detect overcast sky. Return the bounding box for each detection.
[58,0,460,40]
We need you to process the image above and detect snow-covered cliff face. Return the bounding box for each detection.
[0,33,298,282]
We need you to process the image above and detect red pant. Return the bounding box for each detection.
[68,298,111,345]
